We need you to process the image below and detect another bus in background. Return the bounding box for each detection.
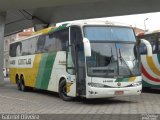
[138,30,160,88]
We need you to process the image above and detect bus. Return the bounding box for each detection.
[138,31,160,88]
[9,21,142,101]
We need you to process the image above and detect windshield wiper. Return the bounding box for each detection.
[110,47,114,62]
[118,49,133,76]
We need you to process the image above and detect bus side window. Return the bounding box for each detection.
[44,34,56,52]
[16,42,22,56]
[158,39,160,54]
[28,36,38,55]
[20,36,39,56]
[56,29,69,51]
[150,40,158,54]
[36,35,46,53]
[139,43,147,55]
[10,42,21,57]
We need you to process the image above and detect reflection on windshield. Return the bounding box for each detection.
[87,43,118,77]
[87,43,140,78]
[116,43,140,76]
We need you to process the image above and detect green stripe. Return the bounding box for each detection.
[142,80,160,88]
[35,53,48,88]
[40,52,56,89]
[115,78,129,82]
[49,24,68,33]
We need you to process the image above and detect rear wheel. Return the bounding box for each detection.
[19,76,27,92]
[59,79,73,101]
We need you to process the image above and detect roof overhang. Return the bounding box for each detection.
[1,0,160,36]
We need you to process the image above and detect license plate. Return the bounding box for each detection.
[114,91,124,95]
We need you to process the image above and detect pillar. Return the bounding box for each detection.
[0,12,6,85]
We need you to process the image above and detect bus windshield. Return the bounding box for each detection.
[84,26,140,78]
[86,43,140,77]
[84,26,136,42]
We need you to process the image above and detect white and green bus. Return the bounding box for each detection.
[9,21,142,101]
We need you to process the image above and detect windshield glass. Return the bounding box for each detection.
[86,43,140,78]
[87,43,118,77]
[84,26,136,42]
[116,43,140,76]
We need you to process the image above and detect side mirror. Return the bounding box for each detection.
[83,38,91,57]
[140,39,152,56]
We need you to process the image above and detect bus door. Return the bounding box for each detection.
[66,26,86,97]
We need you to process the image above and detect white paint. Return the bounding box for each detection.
[141,39,152,56]
[9,55,35,68]
[47,51,77,97]
[141,55,160,78]
[142,74,160,85]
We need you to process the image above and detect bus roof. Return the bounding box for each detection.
[28,21,133,36]
[32,27,54,35]
[56,20,131,29]
[137,30,160,37]
[11,20,133,44]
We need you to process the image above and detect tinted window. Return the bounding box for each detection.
[139,43,147,55]
[36,35,45,53]
[84,26,136,42]
[56,29,69,51]
[36,34,57,53]
[71,27,82,44]
[158,40,160,53]
[9,42,22,57]
[10,36,39,57]
[44,35,57,52]
[10,29,69,57]
[150,40,157,53]
[21,36,38,56]
[139,34,158,54]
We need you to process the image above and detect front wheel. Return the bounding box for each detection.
[59,79,73,101]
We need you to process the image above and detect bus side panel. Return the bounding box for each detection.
[35,52,56,90]
[9,68,17,84]
[9,54,42,87]
[142,80,160,88]
[48,51,67,92]
[48,51,77,97]
[141,54,160,87]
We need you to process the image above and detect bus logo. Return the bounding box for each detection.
[117,82,121,86]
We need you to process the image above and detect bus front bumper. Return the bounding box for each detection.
[86,85,142,98]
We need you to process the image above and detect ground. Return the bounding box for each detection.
[0,78,160,115]
[0,79,160,114]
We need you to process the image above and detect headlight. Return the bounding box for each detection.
[88,82,105,88]
[131,81,142,86]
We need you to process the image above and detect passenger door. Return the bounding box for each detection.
[66,26,86,97]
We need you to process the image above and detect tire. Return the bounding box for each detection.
[59,79,73,101]
[19,76,27,92]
